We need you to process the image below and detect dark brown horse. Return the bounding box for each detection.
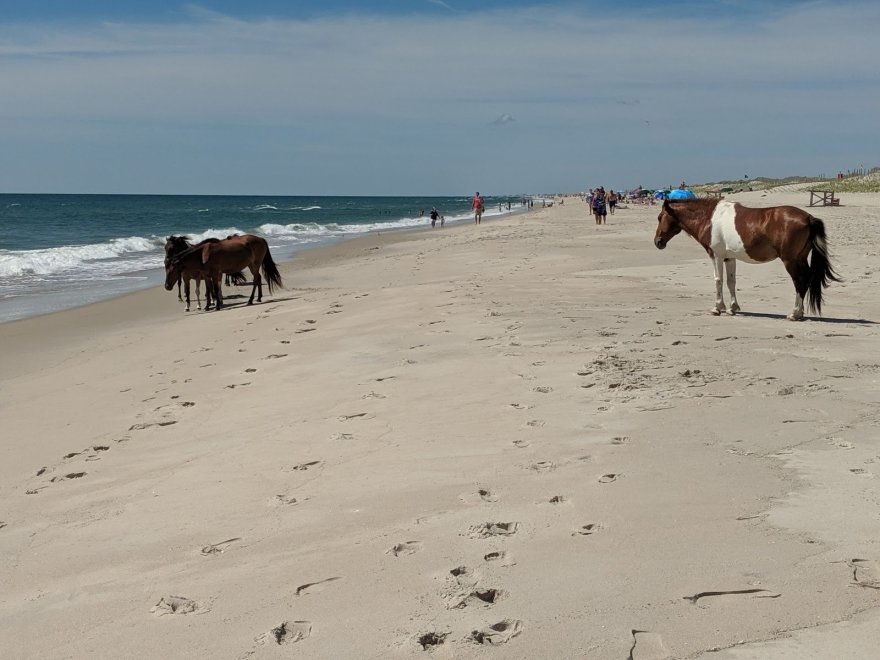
[164,236,248,311]
[654,199,839,320]
[169,234,282,310]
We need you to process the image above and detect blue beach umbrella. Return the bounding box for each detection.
[667,188,696,200]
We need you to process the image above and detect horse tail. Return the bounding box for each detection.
[227,271,248,286]
[805,216,841,315]
[261,247,283,294]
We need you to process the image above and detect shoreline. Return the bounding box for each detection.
[2,191,879,658]
[0,203,531,326]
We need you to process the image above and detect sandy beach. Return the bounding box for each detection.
[2,189,880,658]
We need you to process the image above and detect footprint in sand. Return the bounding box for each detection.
[530,461,556,473]
[682,588,781,604]
[264,353,288,360]
[470,619,523,645]
[628,629,671,660]
[525,419,545,428]
[479,488,498,502]
[450,588,506,610]
[512,439,531,448]
[469,522,519,538]
[289,460,323,471]
[548,495,567,505]
[257,621,312,645]
[387,541,423,557]
[151,595,206,616]
[200,537,241,556]
[225,382,251,389]
[848,558,880,588]
[484,550,516,566]
[295,576,342,596]
[337,412,372,422]
[450,566,480,586]
[416,632,450,651]
[532,386,553,394]
[611,436,630,445]
[272,494,299,506]
[599,473,620,483]
[129,420,178,431]
[244,368,258,373]
[50,472,86,482]
[574,523,601,536]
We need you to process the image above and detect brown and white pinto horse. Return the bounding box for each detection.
[654,199,839,320]
[170,234,283,310]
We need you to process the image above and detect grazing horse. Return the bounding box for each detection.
[174,234,282,310]
[653,199,839,320]
[164,235,213,311]
[164,236,248,311]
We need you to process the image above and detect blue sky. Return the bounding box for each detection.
[1,1,878,195]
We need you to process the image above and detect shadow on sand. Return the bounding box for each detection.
[736,311,877,325]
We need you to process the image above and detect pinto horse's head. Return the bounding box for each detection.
[654,201,682,249]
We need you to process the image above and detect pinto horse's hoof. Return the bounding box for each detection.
[787,314,804,321]
[710,308,723,316]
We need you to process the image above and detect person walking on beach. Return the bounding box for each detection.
[592,187,607,225]
[429,207,440,228]
[607,189,617,215]
[472,192,485,224]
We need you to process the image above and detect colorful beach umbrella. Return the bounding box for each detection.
[667,188,696,200]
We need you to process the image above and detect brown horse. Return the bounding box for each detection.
[164,236,249,311]
[170,234,282,310]
[654,199,839,320]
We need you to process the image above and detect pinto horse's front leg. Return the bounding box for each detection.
[725,258,740,315]
[711,256,727,315]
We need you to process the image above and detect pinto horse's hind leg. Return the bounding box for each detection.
[783,259,809,321]
[725,258,740,315]
[195,278,202,311]
[711,256,727,315]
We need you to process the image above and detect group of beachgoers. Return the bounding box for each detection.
[585,187,619,224]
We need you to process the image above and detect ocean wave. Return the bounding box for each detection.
[0,236,157,278]
[252,204,278,211]
[182,227,249,243]
[258,223,331,237]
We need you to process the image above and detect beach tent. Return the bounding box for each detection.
[667,188,696,200]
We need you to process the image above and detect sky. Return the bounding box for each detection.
[1,0,878,195]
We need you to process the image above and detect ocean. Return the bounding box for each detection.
[0,194,529,324]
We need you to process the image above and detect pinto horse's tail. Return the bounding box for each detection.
[261,247,283,294]
[806,217,840,315]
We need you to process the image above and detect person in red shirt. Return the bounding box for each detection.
[472,192,485,224]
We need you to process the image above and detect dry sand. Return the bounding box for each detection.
[1,190,879,658]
